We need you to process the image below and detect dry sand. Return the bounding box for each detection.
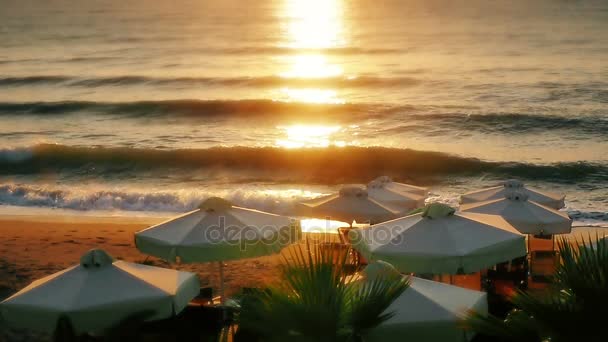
[0,213,338,303]
[0,212,604,298]
[0,212,605,341]
[0,213,336,341]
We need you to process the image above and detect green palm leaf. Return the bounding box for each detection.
[235,241,408,342]
[466,234,608,342]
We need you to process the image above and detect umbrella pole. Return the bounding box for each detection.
[218,261,225,304]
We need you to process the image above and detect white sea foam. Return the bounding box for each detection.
[0,183,327,216]
[0,182,606,225]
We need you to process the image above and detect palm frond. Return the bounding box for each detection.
[348,273,409,335]
[466,309,541,342]
[235,241,407,342]
[466,234,608,342]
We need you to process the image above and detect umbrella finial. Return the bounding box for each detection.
[503,179,524,189]
[367,180,385,189]
[505,191,529,202]
[80,249,113,269]
[199,197,233,212]
[422,203,455,219]
[374,176,393,184]
[339,185,368,198]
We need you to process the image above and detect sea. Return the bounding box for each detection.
[0,0,607,224]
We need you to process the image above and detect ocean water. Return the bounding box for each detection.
[0,0,607,221]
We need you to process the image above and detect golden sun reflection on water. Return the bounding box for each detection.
[283,0,345,49]
[278,0,346,104]
[280,88,344,104]
[275,124,346,148]
[279,54,343,79]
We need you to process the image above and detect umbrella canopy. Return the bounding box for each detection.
[460,179,565,209]
[361,261,487,342]
[371,176,428,196]
[460,192,572,235]
[367,180,426,213]
[0,249,199,334]
[135,197,300,263]
[296,185,399,225]
[351,203,527,274]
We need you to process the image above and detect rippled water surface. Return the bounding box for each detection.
[0,0,607,217]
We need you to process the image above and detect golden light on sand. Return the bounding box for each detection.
[300,218,350,234]
[276,124,344,148]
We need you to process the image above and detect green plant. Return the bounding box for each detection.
[235,242,408,342]
[466,235,608,342]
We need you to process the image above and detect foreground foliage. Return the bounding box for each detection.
[467,236,608,342]
[235,242,409,342]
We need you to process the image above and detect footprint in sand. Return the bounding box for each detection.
[112,243,130,247]
[64,240,80,244]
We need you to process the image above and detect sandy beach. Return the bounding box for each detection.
[0,213,317,304]
[0,211,606,341]
[1,212,604,299]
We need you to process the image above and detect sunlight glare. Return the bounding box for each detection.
[276,0,347,104]
[281,88,344,104]
[279,54,343,78]
[300,218,350,234]
[283,0,345,49]
[276,124,344,148]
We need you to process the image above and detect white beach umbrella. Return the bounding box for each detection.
[351,203,526,274]
[0,249,199,335]
[367,179,426,213]
[296,185,399,225]
[135,197,300,300]
[361,261,487,342]
[460,192,572,235]
[460,179,565,209]
[371,176,428,196]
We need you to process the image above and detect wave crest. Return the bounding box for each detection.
[0,75,420,88]
[1,144,606,184]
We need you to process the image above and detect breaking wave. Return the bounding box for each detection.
[1,144,607,184]
[0,182,606,222]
